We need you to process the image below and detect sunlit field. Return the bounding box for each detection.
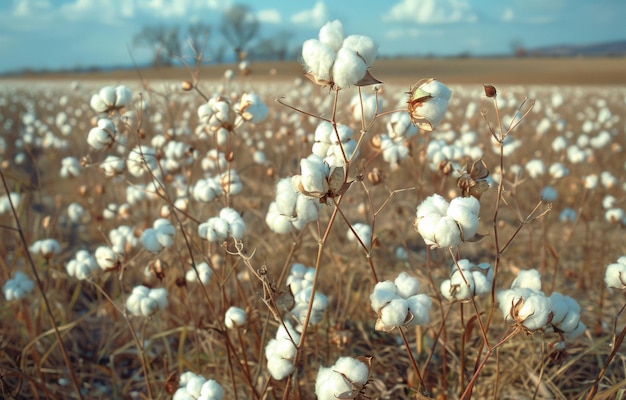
[1,34,626,399]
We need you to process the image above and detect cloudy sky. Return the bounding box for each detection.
[1,0,625,73]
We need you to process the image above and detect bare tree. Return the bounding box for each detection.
[220,4,259,60]
[133,25,182,66]
[185,22,211,61]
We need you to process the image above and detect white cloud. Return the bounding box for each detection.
[502,7,514,22]
[384,0,477,24]
[290,1,329,27]
[258,9,281,24]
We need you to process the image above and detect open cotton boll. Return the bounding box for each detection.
[238,93,268,123]
[224,306,246,329]
[266,203,295,234]
[346,222,372,246]
[406,294,432,326]
[3,271,35,301]
[370,280,398,311]
[199,380,224,400]
[186,262,212,286]
[332,47,366,89]
[342,34,377,67]
[318,20,344,52]
[66,250,98,280]
[301,39,335,83]
[517,293,551,331]
[394,271,420,298]
[379,298,409,330]
[432,216,463,248]
[511,269,542,292]
[300,155,330,195]
[94,246,118,270]
[315,356,369,400]
[605,260,626,289]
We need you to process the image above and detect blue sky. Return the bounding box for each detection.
[1,0,625,73]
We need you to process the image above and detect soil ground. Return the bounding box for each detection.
[4,57,626,85]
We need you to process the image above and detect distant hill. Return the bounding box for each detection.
[527,40,626,57]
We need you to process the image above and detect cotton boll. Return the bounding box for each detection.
[379,298,409,329]
[199,380,224,400]
[301,39,335,83]
[186,262,213,286]
[433,216,462,248]
[517,293,551,331]
[370,280,397,311]
[549,292,569,325]
[406,294,432,326]
[94,246,118,270]
[605,261,626,289]
[541,186,558,202]
[3,271,35,301]
[333,356,370,386]
[332,47,366,88]
[318,20,344,52]
[394,271,420,298]
[563,321,586,339]
[225,306,247,329]
[525,159,545,178]
[346,222,372,246]
[511,269,542,291]
[342,34,377,67]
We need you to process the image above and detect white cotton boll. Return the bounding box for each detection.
[87,126,114,150]
[333,357,370,386]
[370,280,398,311]
[511,269,542,291]
[185,375,206,396]
[525,159,545,179]
[67,202,85,223]
[433,217,462,248]
[295,193,320,223]
[518,293,551,331]
[239,93,269,123]
[30,238,62,258]
[564,321,586,339]
[342,34,377,67]
[141,229,161,253]
[449,268,476,301]
[406,294,432,326]
[379,298,409,329]
[266,352,295,380]
[95,245,119,270]
[448,197,479,236]
[115,85,132,108]
[99,86,116,107]
[3,271,35,301]
[557,310,581,332]
[549,162,569,179]
[600,171,618,189]
[605,208,624,224]
[186,262,213,285]
[318,20,344,52]
[199,380,224,400]
[471,269,492,296]
[275,177,298,216]
[90,94,108,113]
[552,136,567,152]
[300,155,330,195]
[0,192,21,214]
[416,213,441,247]
[225,306,247,329]
[332,47,366,89]
[253,150,266,164]
[126,285,149,316]
[100,155,126,176]
[602,195,616,209]
[266,203,295,234]
[346,222,372,246]
[549,292,569,325]
[605,262,626,289]
[148,287,168,311]
[394,272,420,298]
[416,194,449,218]
[301,39,335,82]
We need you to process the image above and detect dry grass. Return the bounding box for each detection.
[0,58,625,400]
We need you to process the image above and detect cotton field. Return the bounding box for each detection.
[1,24,626,400]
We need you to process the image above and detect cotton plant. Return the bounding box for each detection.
[3,271,35,301]
[370,272,432,331]
[315,356,371,400]
[301,19,379,89]
[99,155,126,176]
[440,259,493,302]
[605,256,626,289]
[90,85,132,113]
[125,285,168,317]
[87,118,117,150]
[172,372,224,400]
[141,218,176,253]
[238,93,269,123]
[198,207,246,242]
[185,261,213,286]
[497,269,586,338]
[265,320,301,380]
[414,194,481,248]
[192,176,223,203]
[266,177,323,234]
[224,306,247,329]
[0,192,21,214]
[94,246,119,271]
[109,225,139,255]
[126,145,159,179]
[406,78,453,131]
[29,238,62,259]
[312,121,358,168]
[60,156,82,178]
[66,249,99,280]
